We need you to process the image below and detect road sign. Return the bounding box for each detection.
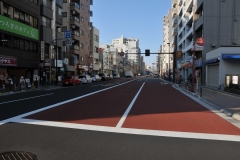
[65,38,72,46]
[64,31,72,38]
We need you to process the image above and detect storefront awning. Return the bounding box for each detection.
[204,58,218,64]
[222,54,240,59]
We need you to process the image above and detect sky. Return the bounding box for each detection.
[90,0,171,66]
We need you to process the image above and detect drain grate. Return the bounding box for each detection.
[0,151,38,160]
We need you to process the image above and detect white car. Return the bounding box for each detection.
[92,75,101,82]
[78,75,92,84]
[113,74,120,79]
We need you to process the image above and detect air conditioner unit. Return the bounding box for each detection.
[71,25,75,28]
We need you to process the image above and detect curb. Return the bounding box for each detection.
[172,83,240,121]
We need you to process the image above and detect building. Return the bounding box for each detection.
[62,0,93,76]
[90,25,100,75]
[112,35,141,72]
[195,0,240,89]
[0,0,40,85]
[40,0,64,84]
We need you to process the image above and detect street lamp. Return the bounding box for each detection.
[55,25,61,85]
[167,43,170,81]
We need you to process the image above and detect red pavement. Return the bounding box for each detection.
[122,83,240,135]
[25,81,143,126]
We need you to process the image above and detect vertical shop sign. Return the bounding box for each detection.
[40,41,45,61]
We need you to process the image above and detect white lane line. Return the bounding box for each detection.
[0,79,137,126]
[11,118,240,142]
[116,82,145,128]
[0,93,54,105]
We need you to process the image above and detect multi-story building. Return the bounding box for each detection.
[112,35,141,72]
[90,25,99,75]
[40,0,64,84]
[177,0,194,82]
[162,15,170,78]
[62,0,93,76]
[0,0,40,84]
[195,0,240,89]
[99,44,123,75]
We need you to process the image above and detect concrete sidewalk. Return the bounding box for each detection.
[0,84,63,96]
[160,79,240,121]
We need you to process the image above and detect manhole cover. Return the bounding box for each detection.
[0,151,38,160]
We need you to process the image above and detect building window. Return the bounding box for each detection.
[33,0,38,4]
[95,35,99,42]
[56,6,62,15]
[62,12,67,17]
[29,16,33,27]
[14,37,20,49]
[33,17,38,28]
[81,56,84,62]
[80,43,84,49]
[20,39,24,50]
[42,16,51,28]
[25,40,29,51]
[81,3,84,10]
[81,16,84,22]
[13,8,19,20]
[25,14,30,24]
[80,29,84,36]
[63,0,67,3]
[19,10,25,23]
[61,26,67,32]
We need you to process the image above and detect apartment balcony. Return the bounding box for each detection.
[70,2,80,9]
[196,0,203,14]
[71,30,80,41]
[179,0,183,7]
[70,16,80,27]
[172,27,178,36]
[172,8,177,18]
[172,16,178,27]
[70,45,80,51]
[194,15,203,31]
[185,0,193,13]
[172,0,177,7]
[183,41,193,53]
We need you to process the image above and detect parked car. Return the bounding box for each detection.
[154,74,159,78]
[62,76,81,86]
[113,74,120,79]
[125,71,133,77]
[98,73,109,81]
[92,74,101,82]
[108,74,113,80]
[78,74,92,84]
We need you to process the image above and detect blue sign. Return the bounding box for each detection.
[64,31,72,38]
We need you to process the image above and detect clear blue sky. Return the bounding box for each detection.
[90,0,171,66]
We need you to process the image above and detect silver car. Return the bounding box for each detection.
[92,75,101,82]
[79,75,92,84]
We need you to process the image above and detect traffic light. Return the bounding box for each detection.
[145,49,150,56]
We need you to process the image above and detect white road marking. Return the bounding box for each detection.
[116,82,145,128]
[11,118,240,142]
[0,79,137,126]
[0,93,54,105]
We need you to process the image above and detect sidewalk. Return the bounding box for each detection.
[161,79,240,121]
[0,84,62,96]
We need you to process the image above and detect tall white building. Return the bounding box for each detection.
[112,35,141,72]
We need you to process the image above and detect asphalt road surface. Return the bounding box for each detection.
[0,77,240,160]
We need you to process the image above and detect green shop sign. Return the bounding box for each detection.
[0,15,38,40]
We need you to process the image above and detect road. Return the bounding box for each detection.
[0,77,240,160]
